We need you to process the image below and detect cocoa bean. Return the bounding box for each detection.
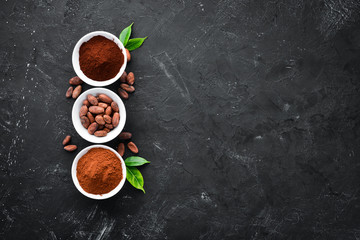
[87,94,98,106]
[79,105,88,116]
[105,106,112,116]
[94,130,107,137]
[66,86,73,98]
[120,83,135,93]
[62,135,71,145]
[112,112,120,127]
[118,88,129,99]
[72,85,82,99]
[80,116,90,128]
[88,122,98,135]
[95,115,105,125]
[89,106,104,114]
[98,102,108,109]
[111,101,119,112]
[103,128,110,133]
[126,48,131,62]
[98,94,112,103]
[87,112,95,123]
[126,72,135,85]
[103,115,112,124]
[64,145,77,152]
[120,71,127,83]
[83,99,90,107]
[117,143,125,156]
[98,124,104,130]
[69,76,83,85]
[119,132,132,140]
[127,141,138,154]
[105,124,114,130]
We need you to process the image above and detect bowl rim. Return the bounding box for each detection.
[71,88,126,143]
[71,144,127,200]
[72,31,127,87]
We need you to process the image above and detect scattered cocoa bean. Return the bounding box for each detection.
[98,94,112,103]
[98,102,108,109]
[126,72,135,85]
[64,145,77,152]
[120,71,127,83]
[119,132,132,140]
[95,115,105,125]
[79,105,88,116]
[103,115,112,124]
[112,112,120,127]
[83,99,90,107]
[126,48,131,62]
[87,94,98,106]
[62,135,71,145]
[111,101,119,112]
[88,122,98,135]
[66,86,73,98]
[69,76,83,85]
[118,88,129,99]
[87,112,95,123]
[80,116,90,128]
[117,143,125,156]
[120,83,135,93]
[89,106,104,114]
[105,106,112,116]
[94,130,107,137]
[127,141,138,154]
[72,85,82,99]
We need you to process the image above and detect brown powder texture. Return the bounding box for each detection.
[76,148,122,194]
[79,36,124,81]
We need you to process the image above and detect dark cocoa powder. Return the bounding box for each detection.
[79,36,124,81]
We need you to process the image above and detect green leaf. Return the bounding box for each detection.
[125,37,147,51]
[126,166,145,193]
[125,156,150,167]
[119,23,133,46]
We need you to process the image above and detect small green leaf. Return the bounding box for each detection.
[125,37,147,51]
[126,166,145,193]
[125,156,150,167]
[119,23,133,46]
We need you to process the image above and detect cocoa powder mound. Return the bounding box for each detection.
[79,36,124,81]
[76,148,123,194]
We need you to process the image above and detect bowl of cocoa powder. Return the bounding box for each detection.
[72,88,126,143]
[72,145,127,199]
[72,31,127,86]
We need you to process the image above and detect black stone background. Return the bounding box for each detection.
[1,0,360,239]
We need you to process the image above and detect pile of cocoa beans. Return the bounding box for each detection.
[62,135,77,152]
[66,76,83,99]
[118,71,135,99]
[80,93,120,137]
[116,131,139,157]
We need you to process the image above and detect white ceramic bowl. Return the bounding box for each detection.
[72,145,127,200]
[72,88,126,143]
[72,31,127,87]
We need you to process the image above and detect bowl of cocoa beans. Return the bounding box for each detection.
[72,88,126,143]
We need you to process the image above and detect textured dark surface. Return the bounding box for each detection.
[1,0,360,239]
